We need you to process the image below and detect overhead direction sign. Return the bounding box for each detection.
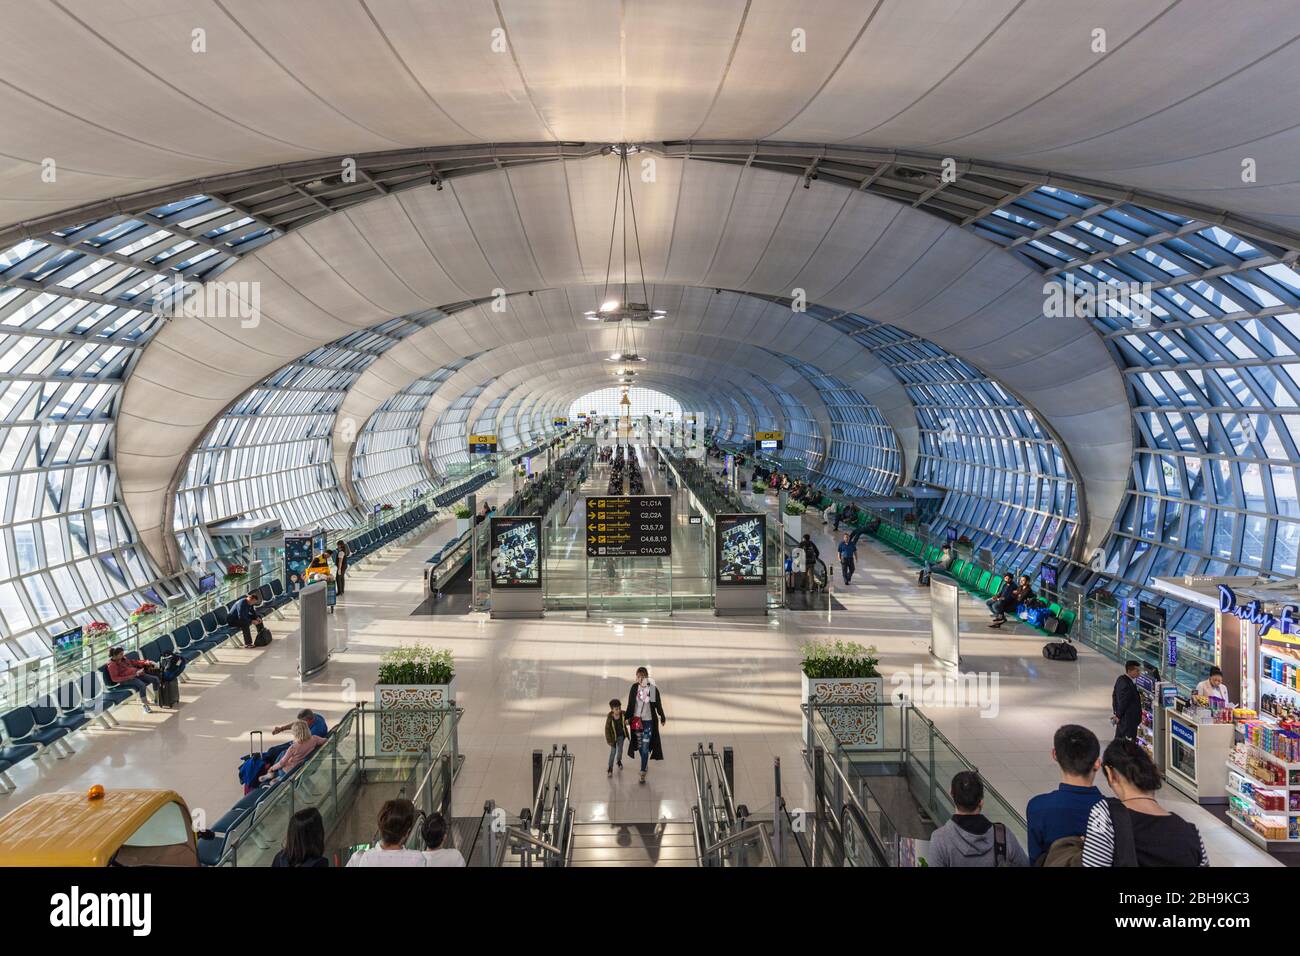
[585,495,672,557]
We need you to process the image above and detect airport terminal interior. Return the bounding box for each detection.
[1,0,1300,871]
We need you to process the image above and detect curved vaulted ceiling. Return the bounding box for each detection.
[114,155,1128,570]
[330,285,918,496]
[4,0,1298,651]
[3,0,1298,232]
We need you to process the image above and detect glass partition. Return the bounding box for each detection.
[806,700,1027,865]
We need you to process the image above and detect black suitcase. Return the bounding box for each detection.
[253,622,272,647]
[1042,641,1078,662]
[917,567,931,587]
[157,677,180,708]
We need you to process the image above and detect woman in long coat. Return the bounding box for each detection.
[626,666,667,784]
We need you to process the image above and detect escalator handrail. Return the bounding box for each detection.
[699,821,778,866]
[839,800,890,867]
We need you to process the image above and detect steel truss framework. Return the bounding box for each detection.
[2,143,1300,652]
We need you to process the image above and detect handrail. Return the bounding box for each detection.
[502,826,562,857]
[698,822,778,866]
[219,704,462,866]
[839,801,887,867]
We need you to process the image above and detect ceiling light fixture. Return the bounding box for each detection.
[588,144,665,376]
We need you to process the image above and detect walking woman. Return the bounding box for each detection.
[626,666,667,784]
[334,540,349,597]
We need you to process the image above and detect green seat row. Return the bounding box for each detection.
[859,513,1076,637]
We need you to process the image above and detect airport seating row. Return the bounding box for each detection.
[869,523,1078,635]
[0,580,293,795]
[1,501,449,795]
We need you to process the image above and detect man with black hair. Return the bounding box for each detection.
[927,770,1029,867]
[1111,660,1142,740]
[1026,724,1104,865]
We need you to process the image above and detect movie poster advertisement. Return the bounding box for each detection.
[489,515,542,589]
[715,513,767,586]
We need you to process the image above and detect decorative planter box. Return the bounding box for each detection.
[373,679,456,755]
[784,513,801,541]
[455,517,472,536]
[802,674,885,751]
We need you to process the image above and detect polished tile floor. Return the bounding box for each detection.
[1,455,1278,865]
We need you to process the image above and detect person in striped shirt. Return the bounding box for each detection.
[1081,739,1209,867]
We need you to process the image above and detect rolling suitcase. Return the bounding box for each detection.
[238,731,266,794]
[157,676,180,708]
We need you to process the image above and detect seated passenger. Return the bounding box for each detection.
[936,544,956,571]
[228,591,264,648]
[273,808,330,868]
[346,799,428,867]
[261,719,326,783]
[1012,574,1036,610]
[266,709,329,764]
[987,573,1016,628]
[420,812,467,867]
[106,646,161,714]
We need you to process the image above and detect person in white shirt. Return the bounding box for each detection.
[1195,666,1232,707]
[346,798,428,867]
[420,812,466,867]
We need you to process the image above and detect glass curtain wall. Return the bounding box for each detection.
[0,195,277,657]
[973,186,1300,637]
[174,315,439,565]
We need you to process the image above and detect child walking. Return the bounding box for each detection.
[605,698,626,775]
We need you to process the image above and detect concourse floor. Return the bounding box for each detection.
[2,449,1277,865]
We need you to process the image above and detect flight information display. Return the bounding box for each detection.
[715,513,767,586]
[585,495,672,557]
[490,516,542,589]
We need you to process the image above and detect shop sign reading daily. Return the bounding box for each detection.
[1218,585,1298,639]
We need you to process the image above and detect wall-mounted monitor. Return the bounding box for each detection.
[51,626,84,663]
[715,513,767,586]
[1039,562,1058,589]
[198,573,218,594]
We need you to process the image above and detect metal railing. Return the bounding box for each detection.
[218,704,463,866]
[690,741,779,867]
[804,699,1027,867]
[475,744,575,867]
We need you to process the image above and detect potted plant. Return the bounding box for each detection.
[223,562,248,583]
[800,639,884,751]
[374,645,456,755]
[130,601,160,623]
[452,502,473,535]
[955,534,973,556]
[783,500,806,540]
[84,620,113,653]
[902,512,918,525]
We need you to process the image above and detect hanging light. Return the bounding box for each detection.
[586,145,665,386]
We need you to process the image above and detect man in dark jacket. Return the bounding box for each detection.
[1111,660,1142,740]
[228,592,263,648]
[800,534,820,591]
